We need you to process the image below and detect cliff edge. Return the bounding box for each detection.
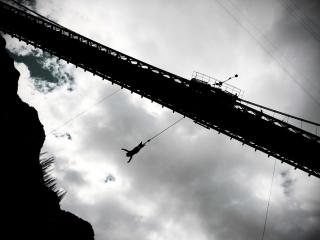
[1,35,95,240]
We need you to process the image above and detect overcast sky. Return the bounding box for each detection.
[4,0,320,239]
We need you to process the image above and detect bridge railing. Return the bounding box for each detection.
[1,0,319,178]
[192,71,243,97]
[238,99,320,138]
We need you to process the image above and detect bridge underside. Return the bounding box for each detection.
[1,2,319,177]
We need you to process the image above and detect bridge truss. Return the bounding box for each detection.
[0,1,319,177]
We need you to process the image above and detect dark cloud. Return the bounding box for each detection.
[61,195,163,240]
[11,51,74,92]
[104,174,115,183]
[53,132,72,140]
[14,0,36,9]
[9,0,320,239]
[62,169,86,187]
[267,0,320,118]
[13,53,58,85]
[280,170,296,197]
[266,199,320,240]
[75,90,161,159]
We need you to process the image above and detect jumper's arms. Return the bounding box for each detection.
[1,1,319,177]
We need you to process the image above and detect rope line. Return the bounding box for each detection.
[49,88,121,134]
[213,0,320,109]
[238,98,320,127]
[280,0,320,43]
[145,116,184,144]
[261,159,276,240]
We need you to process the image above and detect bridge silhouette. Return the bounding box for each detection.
[0,0,319,177]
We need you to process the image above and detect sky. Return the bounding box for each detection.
[3,0,320,239]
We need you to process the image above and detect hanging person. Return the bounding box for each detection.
[121,141,148,163]
[121,116,184,163]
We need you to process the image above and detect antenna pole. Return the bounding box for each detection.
[222,74,238,84]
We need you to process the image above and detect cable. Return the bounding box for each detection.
[213,0,320,109]
[144,116,185,144]
[261,159,276,240]
[49,88,121,134]
[280,0,320,43]
[226,0,320,95]
[4,0,79,35]
[238,98,320,127]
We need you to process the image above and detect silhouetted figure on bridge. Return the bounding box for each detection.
[121,141,147,163]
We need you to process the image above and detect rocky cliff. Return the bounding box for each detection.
[1,35,95,240]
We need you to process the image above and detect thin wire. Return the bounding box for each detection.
[5,0,79,35]
[213,0,320,108]
[227,0,320,100]
[280,0,320,43]
[261,158,276,240]
[145,116,185,143]
[238,98,320,127]
[49,88,121,134]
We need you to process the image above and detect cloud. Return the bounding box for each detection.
[104,174,115,183]
[6,38,75,93]
[263,0,320,117]
[15,0,36,9]
[13,53,74,92]
[62,168,86,186]
[280,170,296,197]
[7,0,320,239]
[53,132,72,140]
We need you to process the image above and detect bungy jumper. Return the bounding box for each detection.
[121,117,184,163]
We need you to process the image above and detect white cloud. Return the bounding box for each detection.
[7,0,320,239]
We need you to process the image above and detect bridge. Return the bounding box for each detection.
[0,0,319,177]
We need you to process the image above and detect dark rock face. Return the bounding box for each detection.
[1,35,95,240]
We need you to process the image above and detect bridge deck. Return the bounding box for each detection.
[1,1,319,177]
